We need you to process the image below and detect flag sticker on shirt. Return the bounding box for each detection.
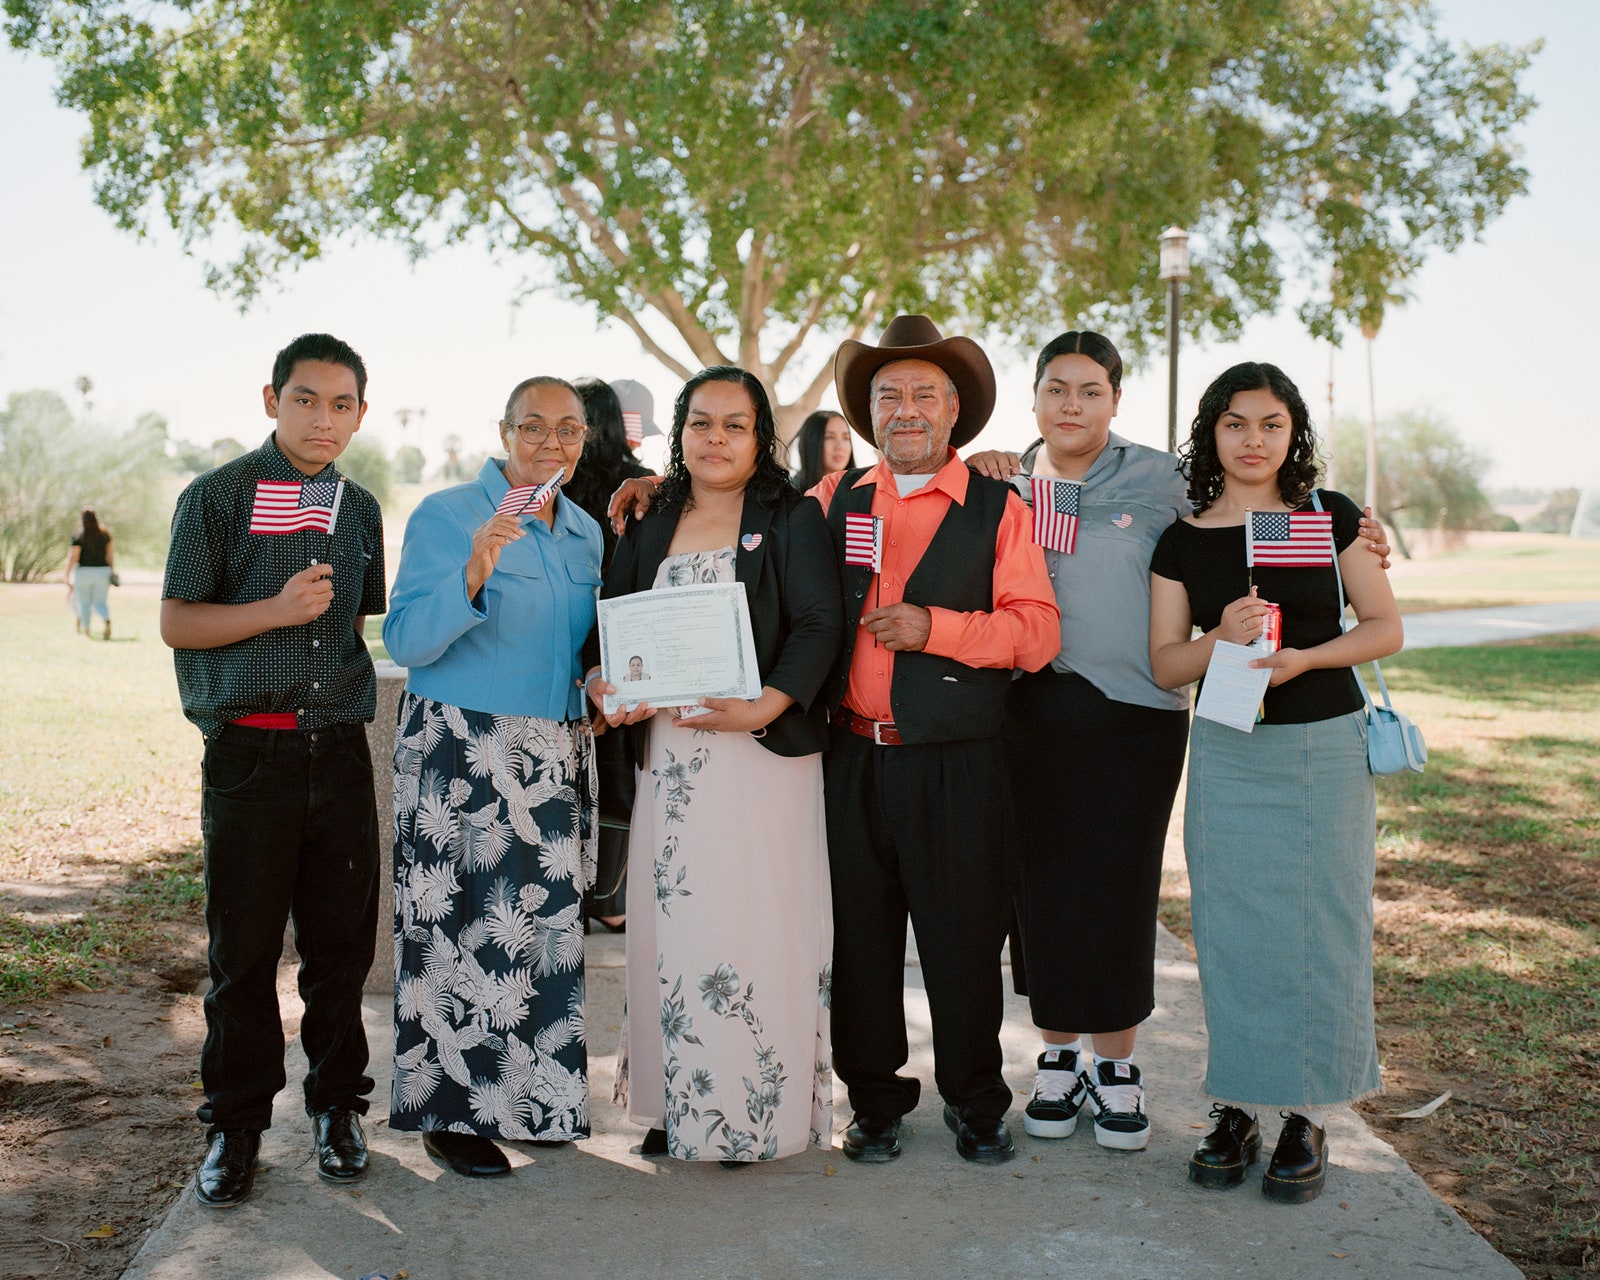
[1031,476,1081,554]
[622,410,644,447]
[843,512,882,573]
[1110,512,1133,529]
[496,471,563,520]
[1246,510,1335,567]
[249,479,345,535]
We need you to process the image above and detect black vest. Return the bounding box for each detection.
[826,469,1013,744]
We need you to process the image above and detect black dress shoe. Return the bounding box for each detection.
[312,1108,368,1184]
[1262,1113,1327,1204]
[640,1127,670,1156]
[841,1114,902,1163]
[422,1129,511,1178]
[943,1104,1015,1164]
[1188,1105,1261,1188]
[194,1130,261,1208]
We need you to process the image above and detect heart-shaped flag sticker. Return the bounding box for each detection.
[740,533,763,551]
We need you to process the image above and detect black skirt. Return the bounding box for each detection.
[1005,669,1189,1032]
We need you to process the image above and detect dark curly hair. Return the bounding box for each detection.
[654,366,792,513]
[1182,362,1320,514]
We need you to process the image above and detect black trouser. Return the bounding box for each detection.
[197,723,379,1138]
[824,727,1014,1123]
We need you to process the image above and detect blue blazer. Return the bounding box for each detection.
[385,460,603,720]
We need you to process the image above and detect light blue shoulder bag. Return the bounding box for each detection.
[1315,493,1427,776]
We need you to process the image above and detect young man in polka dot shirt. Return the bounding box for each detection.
[160,333,387,1209]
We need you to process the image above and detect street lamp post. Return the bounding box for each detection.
[1158,226,1191,455]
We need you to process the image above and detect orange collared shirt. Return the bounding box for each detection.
[811,451,1060,723]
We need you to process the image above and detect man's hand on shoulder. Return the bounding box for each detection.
[965,450,1023,480]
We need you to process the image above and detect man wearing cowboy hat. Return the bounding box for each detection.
[811,315,1060,1164]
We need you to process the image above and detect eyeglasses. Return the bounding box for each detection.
[504,419,587,446]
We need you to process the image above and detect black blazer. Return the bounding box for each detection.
[595,484,843,758]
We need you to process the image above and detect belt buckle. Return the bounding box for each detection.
[873,719,889,746]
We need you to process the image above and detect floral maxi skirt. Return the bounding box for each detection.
[389,691,597,1140]
[619,723,832,1162]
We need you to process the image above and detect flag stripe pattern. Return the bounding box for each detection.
[1031,476,1081,554]
[621,410,644,447]
[495,472,563,520]
[843,512,882,573]
[249,480,342,535]
[1246,511,1335,567]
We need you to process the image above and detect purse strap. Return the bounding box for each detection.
[1311,491,1389,712]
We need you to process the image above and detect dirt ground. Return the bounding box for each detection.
[0,890,316,1280]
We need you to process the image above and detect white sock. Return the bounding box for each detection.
[1041,1039,1082,1063]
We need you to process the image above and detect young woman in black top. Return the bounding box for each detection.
[66,507,115,639]
[1149,362,1402,1203]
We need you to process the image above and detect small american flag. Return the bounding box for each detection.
[249,479,344,535]
[621,410,644,448]
[1031,476,1081,554]
[496,471,563,519]
[843,512,882,573]
[1246,510,1335,567]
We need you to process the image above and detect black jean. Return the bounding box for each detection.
[197,723,379,1137]
[824,727,1015,1124]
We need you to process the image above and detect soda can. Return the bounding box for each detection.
[1258,603,1282,653]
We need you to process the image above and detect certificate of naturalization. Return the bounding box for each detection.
[597,581,762,714]
[1194,639,1273,733]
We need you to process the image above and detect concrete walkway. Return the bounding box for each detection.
[1401,599,1600,649]
[123,929,1518,1280]
[116,598,1592,1279]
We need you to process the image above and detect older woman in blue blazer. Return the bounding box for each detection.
[384,375,602,1179]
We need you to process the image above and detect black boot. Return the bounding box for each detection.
[1262,1112,1327,1204]
[1188,1105,1260,1188]
[194,1131,261,1208]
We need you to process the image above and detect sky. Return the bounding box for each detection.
[1,0,1595,491]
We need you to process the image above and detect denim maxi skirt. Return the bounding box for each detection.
[1184,710,1382,1108]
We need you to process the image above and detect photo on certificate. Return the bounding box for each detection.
[597,581,762,715]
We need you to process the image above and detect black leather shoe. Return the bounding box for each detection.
[640,1127,670,1156]
[943,1104,1015,1164]
[841,1114,902,1163]
[194,1131,260,1208]
[422,1129,511,1178]
[1262,1113,1327,1203]
[1188,1105,1261,1188]
[312,1108,368,1183]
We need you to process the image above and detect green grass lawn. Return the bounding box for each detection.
[1386,531,1600,612]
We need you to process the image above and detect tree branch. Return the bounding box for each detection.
[611,309,695,381]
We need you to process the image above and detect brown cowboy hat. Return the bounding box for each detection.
[834,314,997,450]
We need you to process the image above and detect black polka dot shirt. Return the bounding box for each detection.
[162,433,387,737]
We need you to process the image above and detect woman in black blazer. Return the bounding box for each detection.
[585,366,842,1166]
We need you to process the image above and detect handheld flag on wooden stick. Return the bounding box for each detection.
[843,512,882,573]
[496,471,564,520]
[1031,476,1082,554]
[1246,510,1335,568]
[249,479,345,535]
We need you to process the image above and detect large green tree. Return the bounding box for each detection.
[8,0,1535,433]
[1329,409,1494,555]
